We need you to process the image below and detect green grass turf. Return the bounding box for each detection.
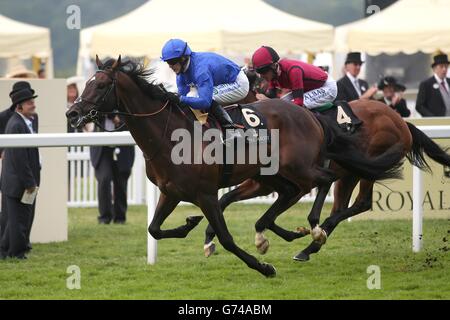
[0,203,449,299]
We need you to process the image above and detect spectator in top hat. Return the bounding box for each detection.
[0,82,39,157]
[335,52,378,102]
[0,82,39,244]
[416,53,450,117]
[0,83,41,259]
[0,83,39,237]
[377,76,411,118]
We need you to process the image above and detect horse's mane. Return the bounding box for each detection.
[101,59,176,102]
[100,58,198,122]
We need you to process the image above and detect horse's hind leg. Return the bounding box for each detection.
[294,175,359,261]
[320,179,374,237]
[204,180,273,257]
[198,194,276,277]
[254,167,336,253]
[294,179,374,262]
[254,176,311,254]
[294,180,374,261]
[307,182,332,230]
[148,193,203,239]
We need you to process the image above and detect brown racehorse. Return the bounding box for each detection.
[66,56,404,277]
[204,97,450,261]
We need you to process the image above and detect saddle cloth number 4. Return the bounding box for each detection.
[336,106,352,125]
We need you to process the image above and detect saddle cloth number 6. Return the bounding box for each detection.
[242,108,261,127]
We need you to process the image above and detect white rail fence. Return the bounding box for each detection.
[67,146,331,207]
[67,146,146,207]
[0,127,449,262]
[410,126,450,253]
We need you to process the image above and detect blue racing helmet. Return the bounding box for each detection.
[161,39,192,61]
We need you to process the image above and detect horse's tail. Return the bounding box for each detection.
[405,122,450,171]
[317,115,404,181]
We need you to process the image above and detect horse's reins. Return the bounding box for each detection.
[88,100,170,132]
[77,68,174,161]
[78,69,171,132]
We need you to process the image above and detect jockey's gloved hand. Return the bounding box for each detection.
[167,92,181,105]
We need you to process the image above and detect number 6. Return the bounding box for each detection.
[242,108,261,127]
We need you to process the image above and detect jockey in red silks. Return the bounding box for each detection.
[251,46,362,132]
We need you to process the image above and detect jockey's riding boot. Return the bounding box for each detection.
[209,100,242,144]
[337,101,363,134]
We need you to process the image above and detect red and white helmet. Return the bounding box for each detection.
[252,46,280,73]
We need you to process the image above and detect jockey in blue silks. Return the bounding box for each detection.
[161,39,249,142]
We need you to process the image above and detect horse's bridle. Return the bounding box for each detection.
[75,69,171,132]
[74,69,123,131]
[74,67,175,161]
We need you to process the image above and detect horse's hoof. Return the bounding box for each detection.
[255,233,270,255]
[296,226,310,236]
[203,242,216,258]
[257,239,270,255]
[311,225,327,245]
[293,251,310,262]
[261,263,277,278]
[186,215,203,226]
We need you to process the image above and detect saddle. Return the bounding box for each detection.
[188,104,271,186]
[315,101,363,133]
[190,104,270,144]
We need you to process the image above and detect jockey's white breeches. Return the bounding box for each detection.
[212,70,250,105]
[281,76,338,109]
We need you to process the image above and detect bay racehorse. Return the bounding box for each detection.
[204,97,450,260]
[66,56,405,277]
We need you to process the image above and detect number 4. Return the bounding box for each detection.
[336,106,352,125]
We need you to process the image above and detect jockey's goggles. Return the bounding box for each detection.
[255,65,273,75]
[166,57,183,66]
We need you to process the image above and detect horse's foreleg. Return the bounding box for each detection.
[148,192,202,239]
[198,194,276,277]
[204,180,273,257]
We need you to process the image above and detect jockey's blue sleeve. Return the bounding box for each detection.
[180,72,213,110]
[176,77,190,96]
